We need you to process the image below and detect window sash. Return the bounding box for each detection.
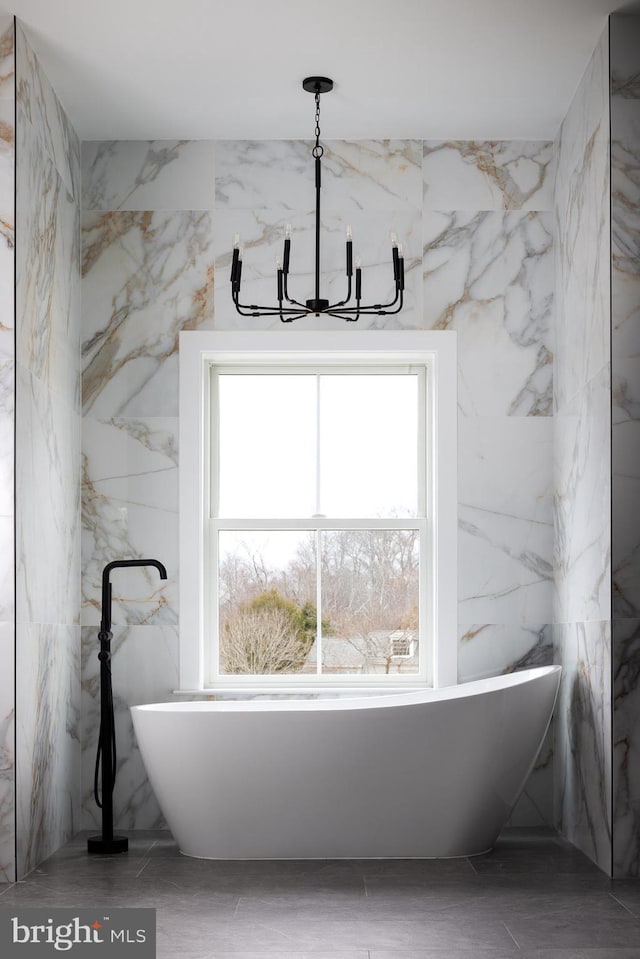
[207,518,429,687]
[207,363,429,687]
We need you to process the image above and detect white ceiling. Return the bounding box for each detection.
[3,0,639,142]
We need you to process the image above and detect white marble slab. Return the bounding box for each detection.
[553,29,610,412]
[17,104,81,410]
[15,624,81,878]
[613,618,640,875]
[0,16,14,100]
[423,210,553,415]
[423,140,554,211]
[458,623,552,682]
[82,416,177,627]
[0,619,14,883]
[82,210,216,416]
[216,139,422,212]
[15,366,81,628]
[16,23,80,202]
[553,365,612,625]
[458,416,553,525]
[554,620,612,873]
[82,140,216,212]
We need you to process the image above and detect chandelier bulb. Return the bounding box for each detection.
[346,224,353,241]
[390,231,398,247]
[233,233,241,248]
[285,223,292,239]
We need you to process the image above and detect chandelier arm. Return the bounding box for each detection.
[282,273,309,310]
[279,308,307,323]
[233,291,305,316]
[335,288,400,313]
[334,290,404,316]
[326,274,353,310]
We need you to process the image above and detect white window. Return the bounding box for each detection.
[179,332,457,692]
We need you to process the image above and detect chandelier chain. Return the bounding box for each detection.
[312,90,323,159]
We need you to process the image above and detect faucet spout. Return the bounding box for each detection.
[101,558,168,632]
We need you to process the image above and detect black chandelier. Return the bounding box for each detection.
[230,76,405,322]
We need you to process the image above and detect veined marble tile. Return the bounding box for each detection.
[507,723,554,828]
[458,416,553,526]
[17,105,81,409]
[0,620,14,883]
[215,139,422,212]
[458,623,553,683]
[15,365,81,627]
[15,624,81,879]
[82,210,215,416]
[214,206,421,330]
[458,503,553,625]
[553,29,610,412]
[553,620,612,873]
[81,624,178,830]
[0,17,14,100]
[0,517,13,624]
[613,618,640,875]
[82,416,177,627]
[0,97,14,263]
[553,366,611,625]
[16,23,80,202]
[82,140,216,212]
[0,98,13,365]
[0,358,13,519]
[613,421,640,619]
[423,210,553,414]
[611,15,640,99]
[423,141,554,211]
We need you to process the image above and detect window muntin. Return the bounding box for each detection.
[208,365,427,685]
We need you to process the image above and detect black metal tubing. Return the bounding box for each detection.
[88,559,167,856]
[230,76,407,323]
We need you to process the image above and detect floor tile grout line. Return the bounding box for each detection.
[609,891,639,918]
[135,857,151,879]
[503,920,521,950]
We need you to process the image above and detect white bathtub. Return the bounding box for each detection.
[131,664,560,859]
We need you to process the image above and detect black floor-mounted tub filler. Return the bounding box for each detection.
[87,558,167,855]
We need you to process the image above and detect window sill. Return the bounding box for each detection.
[172,686,430,697]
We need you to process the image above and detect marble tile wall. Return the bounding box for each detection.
[81,134,556,829]
[421,140,555,824]
[0,14,14,885]
[81,140,213,829]
[14,23,82,878]
[611,14,640,877]
[552,27,612,872]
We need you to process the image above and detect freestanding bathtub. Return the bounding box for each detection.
[131,664,560,859]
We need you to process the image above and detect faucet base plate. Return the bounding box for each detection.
[87,835,129,855]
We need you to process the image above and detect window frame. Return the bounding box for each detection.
[179,331,457,692]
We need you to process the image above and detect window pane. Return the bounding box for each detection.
[217,374,316,518]
[218,530,317,675]
[319,374,418,517]
[319,529,419,675]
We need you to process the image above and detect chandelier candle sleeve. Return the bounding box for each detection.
[229,76,405,322]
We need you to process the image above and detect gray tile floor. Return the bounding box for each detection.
[1,828,640,958]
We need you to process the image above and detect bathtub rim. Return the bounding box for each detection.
[131,664,561,713]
